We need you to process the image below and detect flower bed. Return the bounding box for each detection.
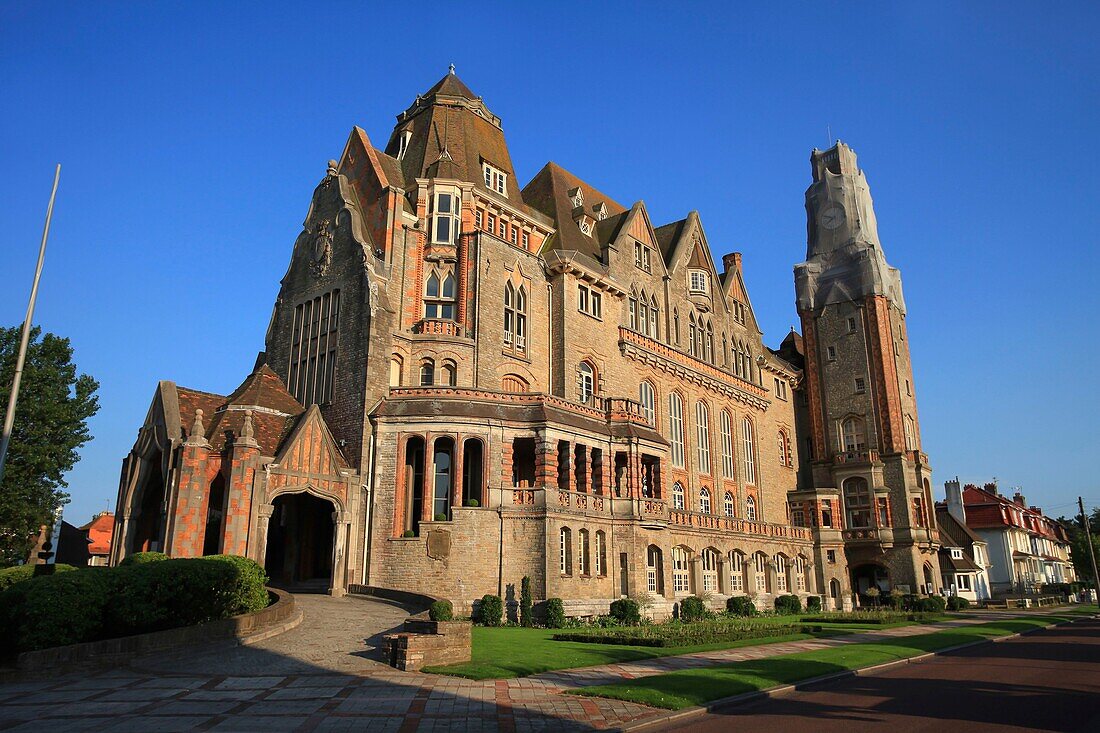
[799,610,944,624]
[552,619,813,647]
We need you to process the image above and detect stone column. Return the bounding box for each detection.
[421,433,434,523]
[224,411,260,557]
[169,410,211,557]
[452,437,464,511]
[256,502,275,566]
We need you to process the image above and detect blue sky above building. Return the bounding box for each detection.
[2,1,1098,523]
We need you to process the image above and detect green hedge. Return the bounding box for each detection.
[0,554,269,654]
[0,563,77,591]
[429,600,453,622]
[775,594,802,614]
[806,596,822,613]
[119,551,169,566]
[553,619,811,648]
[476,594,503,626]
[946,595,970,611]
[520,577,533,627]
[726,596,757,617]
[545,598,566,629]
[609,598,641,625]
[679,596,708,622]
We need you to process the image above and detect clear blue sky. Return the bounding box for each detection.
[2,2,1098,525]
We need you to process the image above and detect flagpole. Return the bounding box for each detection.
[0,164,61,487]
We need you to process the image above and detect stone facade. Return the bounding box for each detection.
[110,71,943,616]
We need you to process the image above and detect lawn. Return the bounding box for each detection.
[570,613,1081,710]
[421,614,940,680]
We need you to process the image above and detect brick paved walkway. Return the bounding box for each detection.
[0,601,1015,732]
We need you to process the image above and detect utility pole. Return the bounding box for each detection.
[0,164,61,488]
[1080,496,1100,602]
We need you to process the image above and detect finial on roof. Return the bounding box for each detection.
[448,63,456,75]
[236,409,260,449]
[326,159,338,177]
[185,409,209,448]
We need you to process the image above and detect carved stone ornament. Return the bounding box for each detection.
[309,218,334,277]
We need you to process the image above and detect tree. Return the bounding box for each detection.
[1058,509,1100,589]
[0,326,99,566]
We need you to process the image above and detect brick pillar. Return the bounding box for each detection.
[501,440,514,490]
[421,434,434,523]
[169,409,212,557]
[452,437,464,511]
[393,436,407,537]
[628,451,643,499]
[224,416,260,558]
[535,436,558,488]
[575,444,588,493]
[564,442,576,493]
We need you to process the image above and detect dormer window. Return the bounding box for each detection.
[578,217,593,236]
[634,241,652,273]
[689,269,709,294]
[593,202,608,221]
[483,162,507,195]
[568,186,584,209]
[431,187,459,245]
[397,130,412,161]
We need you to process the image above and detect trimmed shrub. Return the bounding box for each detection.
[0,563,77,590]
[902,594,947,613]
[465,499,480,507]
[520,576,533,627]
[775,594,802,615]
[806,596,822,613]
[609,598,641,626]
[476,594,503,626]
[434,513,449,522]
[119,551,169,566]
[679,595,708,622]
[552,618,810,647]
[946,595,970,611]
[429,600,453,622]
[402,530,416,538]
[545,597,566,629]
[726,596,757,617]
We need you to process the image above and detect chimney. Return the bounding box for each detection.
[1012,490,1026,507]
[983,482,998,495]
[722,252,743,277]
[944,478,966,525]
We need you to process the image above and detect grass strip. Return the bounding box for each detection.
[570,613,1079,710]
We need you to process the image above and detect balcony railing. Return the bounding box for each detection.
[414,319,465,337]
[834,449,881,465]
[667,509,813,541]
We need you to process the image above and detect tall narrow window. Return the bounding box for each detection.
[595,531,606,576]
[648,297,660,339]
[560,527,572,575]
[503,283,527,354]
[647,545,663,594]
[741,417,756,485]
[424,270,456,320]
[431,188,459,245]
[668,393,685,467]
[483,163,507,195]
[904,416,915,451]
[578,361,595,403]
[578,529,590,575]
[441,361,457,386]
[841,417,866,453]
[639,382,656,425]
[704,320,714,364]
[389,355,403,387]
[843,477,872,528]
[419,359,435,386]
[287,289,340,406]
[754,552,768,592]
[746,495,757,521]
[672,546,692,593]
[724,491,735,517]
[775,555,788,592]
[699,487,712,514]
[688,313,699,358]
[672,482,685,510]
[696,401,711,474]
[702,548,719,592]
[730,551,745,593]
[720,410,734,479]
[433,438,453,520]
[778,430,791,467]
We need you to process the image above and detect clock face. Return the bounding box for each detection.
[819,205,846,230]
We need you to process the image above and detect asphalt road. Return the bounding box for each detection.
[672,617,1100,733]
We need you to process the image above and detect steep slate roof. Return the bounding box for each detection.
[522,161,627,262]
[653,217,688,265]
[935,508,985,547]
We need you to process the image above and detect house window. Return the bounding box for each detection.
[724,492,735,517]
[424,269,456,320]
[389,355,403,387]
[498,219,506,238]
[672,546,691,594]
[847,316,857,333]
[287,289,340,406]
[474,209,483,229]
[826,549,836,563]
[595,531,606,576]
[695,401,711,475]
[671,482,685,511]
[688,269,708,294]
[487,213,496,234]
[639,382,656,425]
[634,241,652,272]
[775,555,788,592]
[754,552,768,592]
[778,430,791,467]
[560,527,572,575]
[844,477,871,528]
[730,551,745,592]
[841,417,866,453]
[746,495,757,521]
[419,359,435,386]
[741,417,756,485]
[396,129,412,160]
[904,416,916,451]
[720,411,735,479]
[950,547,964,560]
[774,378,788,400]
[668,393,685,467]
[912,497,926,527]
[431,188,459,245]
[483,162,507,195]
[441,361,457,386]
[827,345,837,361]
[792,506,806,526]
[855,377,866,394]
[522,231,530,248]
[646,545,663,593]
[510,226,518,245]
[702,549,719,592]
[578,529,590,575]
[957,574,971,591]
[577,361,595,403]
[503,283,527,354]
[578,284,601,318]
[699,487,712,514]
[821,499,833,528]
[795,556,807,591]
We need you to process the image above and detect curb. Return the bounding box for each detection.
[619,613,1092,732]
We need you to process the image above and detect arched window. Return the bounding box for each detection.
[704,320,714,364]
[560,527,572,575]
[775,554,788,592]
[668,393,685,467]
[462,438,483,507]
[673,308,680,344]
[432,438,454,520]
[843,477,872,528]
[695,401,711,474]
[503,283,527,354]
[419,359,435,386]
[754,552,769,593]
[699,487,711,514]
[778,430,791,467]
[688,313,699,358]
[424,270,456,320]
[595,530,607,576]
[702,548,719,592]
[724,491,735,517]
[795,555,808,591]
[842,417,866,453]
[502,374,529,392]
[830,578,840,599]
[649,296,660,339]
[441,361,457,386]
[720,410,734,479]
[578,529,590,575]
[904,415,916,451]
[672,546,692,594]
[389,355,404,386]
[647,545,664,594]
[741,417,756,484]
[672,482,685,510]
[639,382,656,426]
[746,495,757,521]
[578,361,595,403]
[730,551,745,593]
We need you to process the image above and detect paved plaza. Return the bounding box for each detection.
[0,597,1077,732]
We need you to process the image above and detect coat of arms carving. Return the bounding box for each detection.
[309,218,334,277]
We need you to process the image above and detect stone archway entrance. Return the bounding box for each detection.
[851,563,890,595]
[130,455,166,553]
[265,493,336,591]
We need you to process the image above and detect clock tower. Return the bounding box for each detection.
[792,141,941,600]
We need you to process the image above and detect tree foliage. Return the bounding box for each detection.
[0,325,99,566]
[1058,508,1100,588]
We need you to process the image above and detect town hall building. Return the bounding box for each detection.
[110,70,941,615]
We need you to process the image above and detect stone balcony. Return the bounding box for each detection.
[832,449,882,466]
[842,526,896,546]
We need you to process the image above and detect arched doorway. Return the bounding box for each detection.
[265,492,336,591]
[851,563,889,595]
[131,455,166,553]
